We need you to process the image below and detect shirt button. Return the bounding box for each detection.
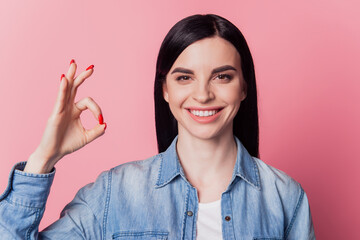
[225,216,231,221]
[187,211,193,217]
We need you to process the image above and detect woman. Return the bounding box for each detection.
[0,14,315,239]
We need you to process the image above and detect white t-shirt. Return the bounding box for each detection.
[196,199,223,240]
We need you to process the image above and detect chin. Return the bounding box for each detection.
[187,128,222,140]
[178,120,231,140]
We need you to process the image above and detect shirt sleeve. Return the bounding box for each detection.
[285,186,316,240]
[0,161,110,239]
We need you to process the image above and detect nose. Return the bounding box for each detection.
[192,81,215,103]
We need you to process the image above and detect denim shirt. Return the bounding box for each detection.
[0,135,315,239]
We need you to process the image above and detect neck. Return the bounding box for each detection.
[176,127,237,188]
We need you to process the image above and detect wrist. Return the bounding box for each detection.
[24,152,56,174]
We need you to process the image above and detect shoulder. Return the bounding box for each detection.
[99,153,164,194]
[252,156,302,192]
[251,156,304,210]
[73,153,163,210]
[80,152,163,192]
[109,153,162,180]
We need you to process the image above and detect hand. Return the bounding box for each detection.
[24,60,106,174]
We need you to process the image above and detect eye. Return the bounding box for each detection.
[176,75,191,81]
[216,74,233,81]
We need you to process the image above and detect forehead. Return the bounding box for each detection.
[171,36,241,71]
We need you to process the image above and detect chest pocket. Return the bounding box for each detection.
[112,231,168,240]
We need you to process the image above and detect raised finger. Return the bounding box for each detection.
[64,60,77,105]
[52,74,69,115]
[66,59,77,83]
[70,65,94,102]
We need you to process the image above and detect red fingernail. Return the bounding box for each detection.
[86,65,94,71]
[60,74,65,81]
[70,59,75,65]
[104,123,107,130]
[98,114,104,124]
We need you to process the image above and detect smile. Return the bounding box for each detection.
[186,108,224,123]
[189,109,219,117]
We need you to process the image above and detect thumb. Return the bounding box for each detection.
[86,123,107,144]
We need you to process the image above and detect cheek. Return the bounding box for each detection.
[167,87,190,105]
[217,85,243,104]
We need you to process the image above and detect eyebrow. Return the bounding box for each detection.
[170,65,237,75]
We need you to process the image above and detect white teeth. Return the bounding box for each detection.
[190,110,218,117]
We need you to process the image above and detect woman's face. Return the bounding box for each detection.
[163,36,247,140]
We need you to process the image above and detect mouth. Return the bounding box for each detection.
[186,107,224,117]
[185,107,223,124]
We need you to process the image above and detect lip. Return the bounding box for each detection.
[186,108,223,124]
[186,106,224,111]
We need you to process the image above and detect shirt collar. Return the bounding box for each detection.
[155,135,261,190]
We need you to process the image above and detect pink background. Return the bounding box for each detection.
[0,0,359,238]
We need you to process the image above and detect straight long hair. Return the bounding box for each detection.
[154,14,259,158]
